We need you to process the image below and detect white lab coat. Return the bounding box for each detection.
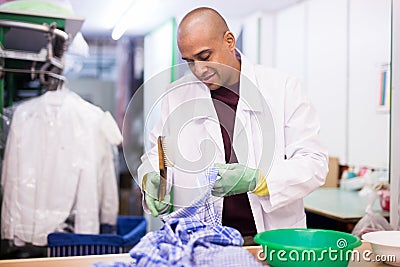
[138,51,328,232]
[1,88,121,246]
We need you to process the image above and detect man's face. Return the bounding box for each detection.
[178,29,237,90]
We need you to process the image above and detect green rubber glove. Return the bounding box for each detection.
[212,163,268,197]
[142,172,172,217]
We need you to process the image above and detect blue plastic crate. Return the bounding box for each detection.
[47,216,146,257]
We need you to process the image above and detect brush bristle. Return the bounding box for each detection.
[161,136,173,167]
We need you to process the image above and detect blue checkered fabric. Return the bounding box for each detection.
[161,167,221,226]
[129,167,264,267]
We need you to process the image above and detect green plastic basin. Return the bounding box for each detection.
[254,228,362,267]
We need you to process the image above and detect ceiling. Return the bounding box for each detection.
[67,0,302,37]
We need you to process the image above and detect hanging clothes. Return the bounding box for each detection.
[1,87,121,246]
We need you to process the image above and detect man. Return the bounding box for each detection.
[138,7,328,245]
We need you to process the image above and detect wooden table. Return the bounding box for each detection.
[0,242,393,266]
[348,242,390,267]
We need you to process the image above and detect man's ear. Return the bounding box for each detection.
[224,31,236,51]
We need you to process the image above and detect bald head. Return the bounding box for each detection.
[178,7,229,42]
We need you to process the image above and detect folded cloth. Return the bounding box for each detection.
[129,167,264,267]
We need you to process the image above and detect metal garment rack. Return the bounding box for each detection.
[0,19,69,95]
[0,8,84,113]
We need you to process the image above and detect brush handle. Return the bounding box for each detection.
[158,136,167,201]
[158,169,167,201]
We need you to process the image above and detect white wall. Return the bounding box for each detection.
[259,13,276,67]
[242,0,391,168]
[347,0,391,167]
[242,11,276,67]
[242,12,261,64]
[305,0,348,163]
[275,2,306,82]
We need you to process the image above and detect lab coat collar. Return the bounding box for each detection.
[187,81,225,157]
[237,49,264,113]
[191,49,265,118]
[191,49,264,114]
